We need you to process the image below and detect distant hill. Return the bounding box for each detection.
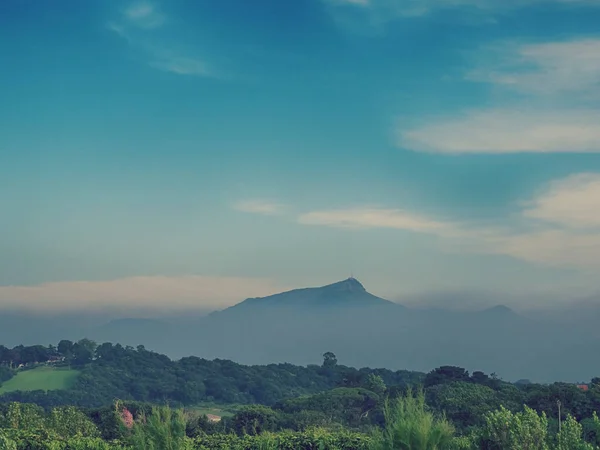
[1,278,600,383]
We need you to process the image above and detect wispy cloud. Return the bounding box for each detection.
[233,199,286,216]
[331,0,371,5]
[298,207,454,233]
[124,2,165,29]
[0,276,288,312]
[392,33,600,154]
[522,173,600,229]
[324,0,599,22]
[397,109,600,154]
[396,36,600,154]
[468,38,600,98]
[108,1,215,77]
[296,172,600,269]
[149,56,211,76]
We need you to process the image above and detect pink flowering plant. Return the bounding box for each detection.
[114,400,135,434]
[120,407,134,429]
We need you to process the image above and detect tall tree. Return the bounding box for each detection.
[322,352,337,368]
[57,340,74,357]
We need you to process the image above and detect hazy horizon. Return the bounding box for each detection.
[1,275,599,316]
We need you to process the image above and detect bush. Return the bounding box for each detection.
[191,428,370,450]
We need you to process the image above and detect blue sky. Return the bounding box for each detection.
[2,0,600,312]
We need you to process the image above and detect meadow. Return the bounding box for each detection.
[0,366,79,394]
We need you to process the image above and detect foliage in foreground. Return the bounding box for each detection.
[370,388,454,450]
[2,390,600,449]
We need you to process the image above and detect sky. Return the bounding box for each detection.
[2,0,600,313]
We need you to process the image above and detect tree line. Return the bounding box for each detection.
[0,342,423,408]
[0,339,98,368]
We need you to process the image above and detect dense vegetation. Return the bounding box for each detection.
[3,340,600,448]
[0,341,423,408]
[2,390,600,449]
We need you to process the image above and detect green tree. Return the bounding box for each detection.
[72,338,97,365]
[366,374,387,396]
[130,405,190,450]
[470,371,491,385]
[480,405,549,450]
[426,381,503,431]
[582,412,600,447]
[232,405,280,436]
[0,431,17,450]
[424,367,470,388]
[46,405,101,438]
[323,352,338,368]
[0,402,45,430]
[556,414,595,450]
[371,388,455,450]
[57,339,74,357]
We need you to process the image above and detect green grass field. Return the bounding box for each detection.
[0,366,80,394]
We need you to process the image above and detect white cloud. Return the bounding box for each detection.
[109,2,214,78]
[233,199,286,216]
[296,173,600,269]
[0,276,288,312]
[298,207,454,233]
[331,0,370,5]
[522,173,600,228]
[468,38,600,97]
[324,0,599,21]
[124,2,165,29]
[396,38,600,154]
[397,109,600,154]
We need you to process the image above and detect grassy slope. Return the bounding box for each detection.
[0,366,80,394]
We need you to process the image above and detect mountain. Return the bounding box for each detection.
[214,277,400,317]
[1,278,600,383]
[142,279,600,382]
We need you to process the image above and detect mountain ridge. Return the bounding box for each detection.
[219,277,401,314]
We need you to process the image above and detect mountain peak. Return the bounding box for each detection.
[322,277,366,292]
[223,277,398,313]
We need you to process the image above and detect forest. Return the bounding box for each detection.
[2,340,600,449]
